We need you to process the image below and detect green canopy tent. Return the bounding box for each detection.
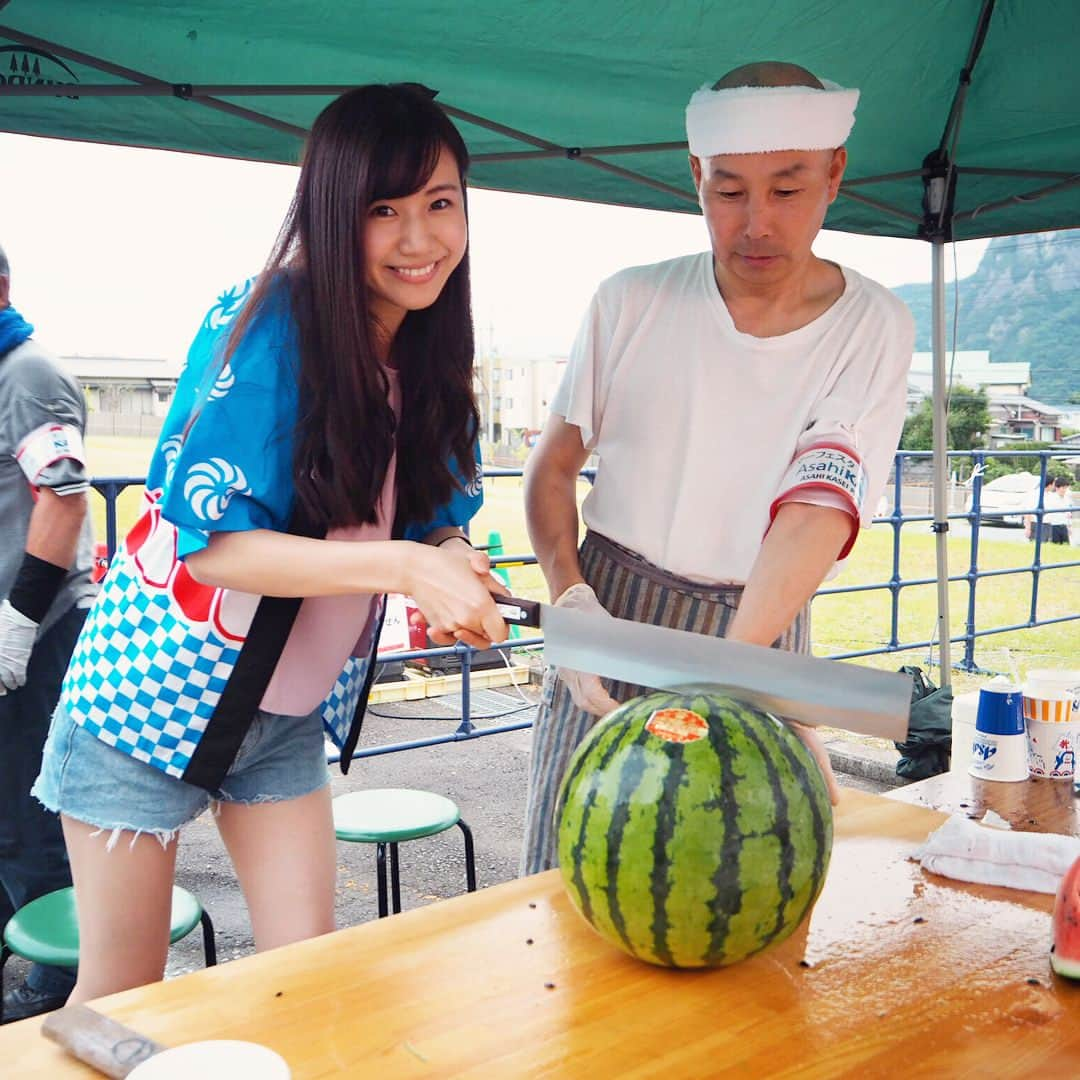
[2,0,1078,683]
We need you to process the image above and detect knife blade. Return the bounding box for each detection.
[494,594,911,740]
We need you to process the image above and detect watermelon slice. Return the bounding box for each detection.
[1051,855,1080,980]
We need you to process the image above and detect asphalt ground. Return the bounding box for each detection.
[3,686,900,993]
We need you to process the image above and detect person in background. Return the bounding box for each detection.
[1025,474,1056,543]
[0,243,95,1022]
[1050,475,1073,545]
[521,61,914,874]
[32,85,507,1004]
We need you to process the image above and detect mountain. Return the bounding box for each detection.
[891,230,1080,404]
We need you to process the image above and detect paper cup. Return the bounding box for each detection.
[127,1041,291,1079]
[949,691,980,774]
[1023,670,1079,780]
[1023,669,1080,723]
[1027,718,1076,780]
[1023,695,1076,725]
[969,731,1029,782]
[976,679,1024,735]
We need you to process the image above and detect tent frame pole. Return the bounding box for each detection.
[930,239,952,683]
[920,0,996,687]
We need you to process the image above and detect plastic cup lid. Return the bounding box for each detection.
[127,1041,291,1079]
[1024,669,1080,697]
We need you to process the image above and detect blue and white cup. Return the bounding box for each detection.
[969,676,1029,782]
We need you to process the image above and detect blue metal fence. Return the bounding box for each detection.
[91,448,1078,757]
[819,449,1079,670]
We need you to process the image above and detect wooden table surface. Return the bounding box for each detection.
[3,789,1077,1078]
[886,769,1080,837]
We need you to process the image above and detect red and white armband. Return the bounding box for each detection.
[15,422,87,487]
[768,441,866,559]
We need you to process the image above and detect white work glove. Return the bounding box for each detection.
[553,583,620,717]
[0,598,38,695]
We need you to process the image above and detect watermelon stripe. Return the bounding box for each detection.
[645,734,688,966]
[738,714,796,950]
[557,712,610,822]
[565,720,641,928]
[604,723,666,956]
[768,722,831,928]
[557,718,625,917]
[703,705,747,964]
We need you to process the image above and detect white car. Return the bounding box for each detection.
[965,471,1042,527]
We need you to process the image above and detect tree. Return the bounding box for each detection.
[1069,391,1080,405]
[900,387,991,452]
[982,442,1074,483]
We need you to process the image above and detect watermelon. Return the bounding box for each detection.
[1051,854,1080,979]
[555,691,833,968]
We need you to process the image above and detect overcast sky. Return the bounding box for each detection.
[0,132,990,363]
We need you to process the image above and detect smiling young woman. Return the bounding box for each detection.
[31,84,508,1005]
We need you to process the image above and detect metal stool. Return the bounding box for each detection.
[0,885,216,1024]
[332,789,477,918]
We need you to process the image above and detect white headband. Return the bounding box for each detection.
[685,80,859,157]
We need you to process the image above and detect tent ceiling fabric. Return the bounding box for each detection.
[1,0,1078,240]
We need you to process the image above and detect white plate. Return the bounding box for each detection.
[127,1040,290,1079]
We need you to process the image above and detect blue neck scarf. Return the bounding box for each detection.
[0,304,34,358]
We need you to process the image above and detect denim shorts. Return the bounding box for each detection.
[33,700,331,841]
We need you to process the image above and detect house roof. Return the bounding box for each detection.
[61,355,183,382]
[989,395,1063,418]
[908,351,1030,392]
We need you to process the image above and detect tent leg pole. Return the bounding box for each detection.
[931,238,952,685]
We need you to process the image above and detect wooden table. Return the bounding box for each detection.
[3,790,1077,1078]
[886,769,1080,837]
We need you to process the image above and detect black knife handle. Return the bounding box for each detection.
[492,594,542,628]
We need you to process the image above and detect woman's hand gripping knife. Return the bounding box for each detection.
[412,530,510,650]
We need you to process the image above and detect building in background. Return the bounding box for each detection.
[986,396,1064,446]
[907,350,1030,400]
[475,351,566,449]
[63,355,181,437]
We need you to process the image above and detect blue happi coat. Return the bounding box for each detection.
[61,279,483,789]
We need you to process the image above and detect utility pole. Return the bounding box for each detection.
[486,321,496,445]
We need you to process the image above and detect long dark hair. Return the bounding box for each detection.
[225,83,479,530]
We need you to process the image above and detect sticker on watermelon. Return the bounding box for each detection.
[645,707,708,744]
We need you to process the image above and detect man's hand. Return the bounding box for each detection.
[0,598,38,694]
[786,719,841,806]
[554,583,620,717]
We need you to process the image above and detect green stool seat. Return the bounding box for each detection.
[333,788,477,918]
[333,789,461,843]
[0,885,216,1023]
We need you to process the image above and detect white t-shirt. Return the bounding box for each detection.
[551,252,914,584]
[1045,490,1074,521]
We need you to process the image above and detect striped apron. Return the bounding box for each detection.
[521,530,810,875]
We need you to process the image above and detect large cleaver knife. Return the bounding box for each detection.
[494,595,911,740]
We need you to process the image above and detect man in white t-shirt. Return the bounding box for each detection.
[521,61,915,873]
[1049,476,1074,545]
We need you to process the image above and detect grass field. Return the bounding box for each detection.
[87,436,1078,694]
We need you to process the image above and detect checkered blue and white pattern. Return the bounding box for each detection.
[62,554,242,780]
[60,281,483,782]
[320,656,371,750]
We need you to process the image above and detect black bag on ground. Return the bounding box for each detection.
[894,665,953,781]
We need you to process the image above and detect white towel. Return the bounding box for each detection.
[915,814,1080,894]
[685,81,859,157]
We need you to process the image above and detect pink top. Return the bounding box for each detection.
[260,370,400,716]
